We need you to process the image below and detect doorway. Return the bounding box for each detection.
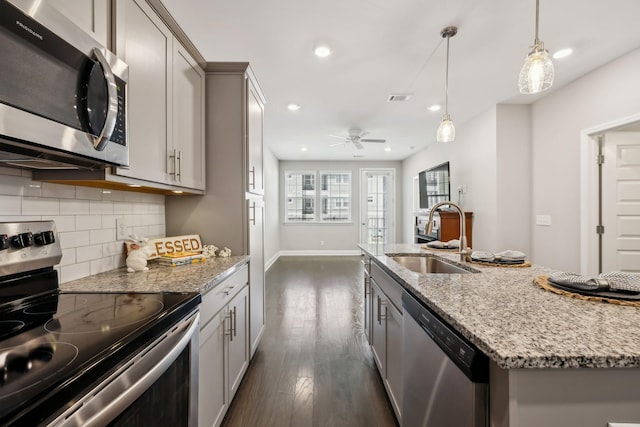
[360,169,395,245]
[581,114,640,275]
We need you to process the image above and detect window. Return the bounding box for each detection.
[285,170,351,223]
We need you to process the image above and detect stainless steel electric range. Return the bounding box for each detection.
[0,221,201,426]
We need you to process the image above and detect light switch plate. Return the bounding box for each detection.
[536,214,552,226]
[116,218,127,241]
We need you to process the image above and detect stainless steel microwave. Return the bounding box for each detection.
[0,0,129,170]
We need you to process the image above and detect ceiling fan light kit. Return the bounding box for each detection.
[519,0,554,94]
[436,26,457,143]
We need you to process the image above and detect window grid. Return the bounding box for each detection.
[285,170,351,223]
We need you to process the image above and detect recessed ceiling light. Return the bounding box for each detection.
[428,104,441,112]
[300,147,308,152]
[553,48,573,59]
[288,103,301,111]
[314,45,332,58]
[384,147,391,152]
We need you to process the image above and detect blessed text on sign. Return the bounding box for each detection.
[148,235,202,259]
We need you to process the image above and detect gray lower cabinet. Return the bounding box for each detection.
[369,262,403,424]
[199,265,249,427]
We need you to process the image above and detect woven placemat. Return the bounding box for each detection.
[468,259,531,268]
[534,276,640,307]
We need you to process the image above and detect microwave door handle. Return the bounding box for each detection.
[91,48,119,151]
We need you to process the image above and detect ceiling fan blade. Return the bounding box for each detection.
[354,140,364,150]
[329,134,347,140]
[329,141,346,147]
[361,138,386,143]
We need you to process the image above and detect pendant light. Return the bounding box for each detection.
[436,26,457,143]
[518,0,554,94]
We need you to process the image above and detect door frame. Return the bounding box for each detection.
[580,112,640,276]
[359,168,396,244]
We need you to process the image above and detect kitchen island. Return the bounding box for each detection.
[360,243,640,427]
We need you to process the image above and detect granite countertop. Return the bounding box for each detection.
[59,255,250,295]
[359,243,640,370]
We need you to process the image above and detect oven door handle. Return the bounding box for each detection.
[52,311,200,427]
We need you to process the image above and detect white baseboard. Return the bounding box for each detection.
[265,250,361,271]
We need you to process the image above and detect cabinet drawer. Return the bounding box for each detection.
[370,262,403,312]
[200,265,248,328]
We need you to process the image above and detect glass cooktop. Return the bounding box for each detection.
[0,290,200,423]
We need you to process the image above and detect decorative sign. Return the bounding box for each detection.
[149,235,202,258]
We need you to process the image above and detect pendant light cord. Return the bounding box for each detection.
[534,0,540,45]
[444,34,450,116]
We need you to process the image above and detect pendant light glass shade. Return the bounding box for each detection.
[436,114,455,142]
[436,27,457,143]
[519,0,554,94]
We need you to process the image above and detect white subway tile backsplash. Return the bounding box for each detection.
[42,182,76,199]
[59,248,76,266]
[114,202,134,214]
[59,231,91,249]
[76,244,103,263]
[42,216,76,232]
[1,170,166,284]
[0,195,21,215]
[60,262,91,283]
[22,197,60,215]
[60,199,90,215]
[102,215,117,229]
[89,201,114,215]
[75,186,103,201]
[91,257,115,275]
[90,228,114,245]
[76,215,102,231]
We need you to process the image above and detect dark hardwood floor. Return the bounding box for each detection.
[221,256,398,427]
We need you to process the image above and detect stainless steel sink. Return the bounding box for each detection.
[389,255,474,274]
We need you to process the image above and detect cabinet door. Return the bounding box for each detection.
[49,0,109,46]
[199,311,227,427]
[171,40,205,190]
[370,280,387,375]
[113,0,170,184]
[246,78,264,195]
[227,285,249,402]
[385,301,403,422]
[248,197,265,357]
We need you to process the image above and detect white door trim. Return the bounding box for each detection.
[580,112,640,276]
[359,168,396,244]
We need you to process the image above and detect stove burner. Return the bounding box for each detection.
[44,294,165,334]
[24,296,88,316]
[0,341,78,398]
[0,321,25,339]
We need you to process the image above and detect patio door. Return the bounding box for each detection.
[360,169,395,244]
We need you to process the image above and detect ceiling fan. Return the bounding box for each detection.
[329,129,386,150]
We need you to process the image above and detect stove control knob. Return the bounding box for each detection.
[11,232,34,249]
[0,234,8,250]
[34,231,56,246]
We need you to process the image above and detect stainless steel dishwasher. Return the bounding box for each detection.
[401,291,489,427]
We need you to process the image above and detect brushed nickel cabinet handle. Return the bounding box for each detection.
[177,150,182,180]
[232,306,237,338]
[249,166,256,190]
[377,295,387,324]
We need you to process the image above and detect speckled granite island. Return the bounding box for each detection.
[359,243,640,427]
[59,255,249,295]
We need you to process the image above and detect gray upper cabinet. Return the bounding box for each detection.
[113,0,170,185]
[49,0,109,46]
[171,42,205,190]
[247,81,264,195]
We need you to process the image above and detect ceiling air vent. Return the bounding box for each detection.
[387,93,413,102]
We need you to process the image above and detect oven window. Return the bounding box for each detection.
[107,346,191,426]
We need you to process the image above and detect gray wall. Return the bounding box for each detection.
[278,160,403,253]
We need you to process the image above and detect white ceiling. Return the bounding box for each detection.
[160,0,640,161]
